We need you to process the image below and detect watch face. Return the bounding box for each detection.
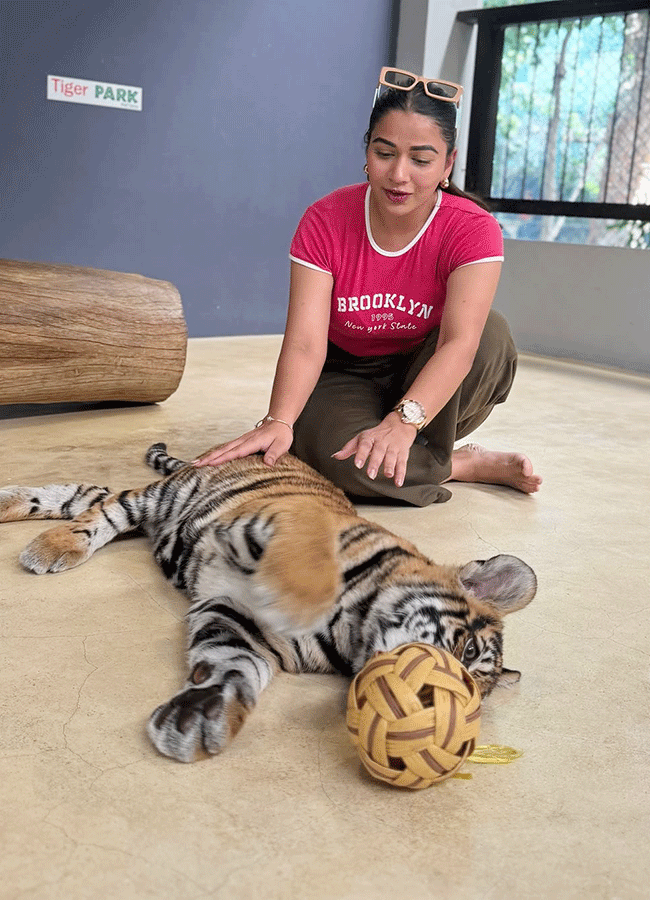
[400,400,425,425]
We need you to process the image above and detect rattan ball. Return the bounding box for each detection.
[346,643,482,789]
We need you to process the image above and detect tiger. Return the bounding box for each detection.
[0,442,536,763]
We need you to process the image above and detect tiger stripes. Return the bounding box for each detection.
[0,442,536,762]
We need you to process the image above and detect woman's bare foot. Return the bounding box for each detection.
[447,443,542,494]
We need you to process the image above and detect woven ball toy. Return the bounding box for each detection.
[346,643,482,789]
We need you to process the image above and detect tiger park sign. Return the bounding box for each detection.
[47,75,142,111]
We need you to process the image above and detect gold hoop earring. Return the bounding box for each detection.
[440,177,450,189]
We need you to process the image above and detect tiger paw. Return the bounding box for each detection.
[19,527,92,574]
[146,668,255,762]
[0,487,33,523]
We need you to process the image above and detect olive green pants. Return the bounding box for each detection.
[291,309,517,507]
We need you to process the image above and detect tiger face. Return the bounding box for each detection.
[455,557,536,695]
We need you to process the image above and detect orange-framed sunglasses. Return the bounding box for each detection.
[373,67,464,108]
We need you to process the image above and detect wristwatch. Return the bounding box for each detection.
[392,399,427,431]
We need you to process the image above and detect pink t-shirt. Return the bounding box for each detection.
[289,183,504,356]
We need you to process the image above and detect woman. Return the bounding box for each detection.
[195,68,541,506]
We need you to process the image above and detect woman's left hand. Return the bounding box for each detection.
[331,413,417,487]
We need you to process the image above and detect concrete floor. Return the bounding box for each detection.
[1,336,649,900]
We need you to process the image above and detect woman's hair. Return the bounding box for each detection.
[364,83,490,211]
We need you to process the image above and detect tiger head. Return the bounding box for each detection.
[451,554,537,696]
[374,553,536,697]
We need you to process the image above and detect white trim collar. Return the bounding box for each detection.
[365,186,442,256]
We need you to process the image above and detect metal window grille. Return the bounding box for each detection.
[459,0,650,223]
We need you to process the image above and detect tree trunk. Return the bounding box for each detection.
[539,24,574,241]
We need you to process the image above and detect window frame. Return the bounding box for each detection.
[457,0,650,222]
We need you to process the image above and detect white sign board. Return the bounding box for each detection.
[47,75,142,111]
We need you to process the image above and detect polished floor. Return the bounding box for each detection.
[1,336,649,900]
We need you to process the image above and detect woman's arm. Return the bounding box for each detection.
[194,262,332,467]
[266,262,333,427]
[400,260,503,416]
[332,261,502,486]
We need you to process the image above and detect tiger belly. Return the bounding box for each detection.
[168,494,346,638]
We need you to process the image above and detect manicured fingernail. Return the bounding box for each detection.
[368,470,376,479]
[355,459,363,468]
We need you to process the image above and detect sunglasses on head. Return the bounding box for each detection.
[373,67,464,108]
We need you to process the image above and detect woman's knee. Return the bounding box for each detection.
[474,309,517,368]
[455,310,518,435]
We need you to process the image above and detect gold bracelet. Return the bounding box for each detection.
[255,414,294,432]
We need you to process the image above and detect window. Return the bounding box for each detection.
[457,0,650,246]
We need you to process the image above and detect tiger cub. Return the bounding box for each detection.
[0,443,536,763]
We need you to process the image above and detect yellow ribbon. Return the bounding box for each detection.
[452,744,523,779]
[469,744,523,764]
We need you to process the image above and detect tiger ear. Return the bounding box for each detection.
[497,667,522,687]
[458,554,536,614]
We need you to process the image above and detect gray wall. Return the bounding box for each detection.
[497,240,650,374]
[1,0,397,337]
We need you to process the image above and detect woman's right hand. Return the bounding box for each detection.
[192,419,293,468]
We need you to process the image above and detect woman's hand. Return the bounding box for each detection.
[192,419,293,468]
[331,413,417,487]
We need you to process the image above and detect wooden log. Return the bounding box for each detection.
[0,258,188,404]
